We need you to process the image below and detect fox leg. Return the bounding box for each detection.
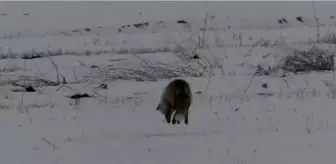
[172,111,178,125]
[184,110,189,125]
[185,100,191,125]
[165,104,173,123]
[172,116,180,124]
[172,111,182,125]
[165,110,172,123]
[172,119,180,125]
[172,113,176,124]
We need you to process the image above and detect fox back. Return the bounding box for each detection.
[156,79,192,125]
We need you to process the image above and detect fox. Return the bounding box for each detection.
[156,79,192,125]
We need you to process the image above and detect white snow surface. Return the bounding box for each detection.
[1,1,336,164]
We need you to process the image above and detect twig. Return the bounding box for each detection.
[31,59,45,79]
[244,39,262,59]
[244,72,257,93]
[279,77,290,88]
[332,52,335,88]
[204,56,214,96]
[42,137,60,150]
[130,53,159,79]
[92,88,108,103]
[73,68,78,81]
[262,53,272,58]
[19,58,27,111]
[201,12,209,48]
[312,1,320,43]
[46,56,60,85]
[56,84,77,92]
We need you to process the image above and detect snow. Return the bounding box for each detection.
[1,1,336,164]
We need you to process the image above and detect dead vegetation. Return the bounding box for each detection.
[0,43,213,90]
[252,45,335,77]
[280,46,334,74]
[0,46,192,60]
[78,57,205,82]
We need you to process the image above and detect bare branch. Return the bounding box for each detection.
[42,137,60,150]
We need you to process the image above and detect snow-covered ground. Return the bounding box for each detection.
[1,1,336,164]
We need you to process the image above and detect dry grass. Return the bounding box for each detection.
[278,46,334,74]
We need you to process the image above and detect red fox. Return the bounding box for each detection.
[156,79,192,125]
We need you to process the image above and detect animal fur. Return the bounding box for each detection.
[156,79,192,125]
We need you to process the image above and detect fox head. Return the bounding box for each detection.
[156,101,168,115]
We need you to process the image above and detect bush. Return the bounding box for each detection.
[280,46,334,74]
